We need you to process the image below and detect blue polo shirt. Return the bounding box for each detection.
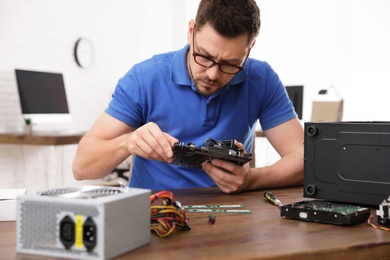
[106,45,296,190]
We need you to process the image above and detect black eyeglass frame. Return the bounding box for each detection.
[191,25,251,75]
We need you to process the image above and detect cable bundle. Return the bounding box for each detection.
[368,215,390,231]
[150,190,191,237]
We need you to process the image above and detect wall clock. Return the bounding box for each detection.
[74,38,94,68]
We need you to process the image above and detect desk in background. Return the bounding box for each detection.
[0,132,84,189]
[1,187,389,259]
[0,132,83,145]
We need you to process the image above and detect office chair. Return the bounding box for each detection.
[100,156,132,187]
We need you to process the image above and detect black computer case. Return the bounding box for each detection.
[304,122,390,206]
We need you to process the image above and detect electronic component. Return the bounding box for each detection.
[183,204,243,209]
[264,190,283,207]
[150,190,191,237]
[377,196,390,227]
[208,214,216,224]
[16,186,150,260]
[186,208,251,214]
[171,138,252,169]
[183,204,250,214]
[281,200,370,226]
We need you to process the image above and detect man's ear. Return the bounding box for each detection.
[250,39,256,48]
[187,19,195,45]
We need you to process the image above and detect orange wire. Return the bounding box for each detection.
[150,190,190,237]
[367,215,390,231]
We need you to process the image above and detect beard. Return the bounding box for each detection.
[192,76,225,96]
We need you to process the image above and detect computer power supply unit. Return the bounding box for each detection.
[16,186,151,260]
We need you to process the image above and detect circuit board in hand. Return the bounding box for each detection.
[171,138,252,169]
[281,200,370,226]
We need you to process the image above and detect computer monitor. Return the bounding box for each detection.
[15,69,72,125]
[286,85,304,120]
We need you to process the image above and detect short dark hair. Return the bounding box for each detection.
[195,0,260,45]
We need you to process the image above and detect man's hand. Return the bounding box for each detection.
[202,140,252,193]
[126,122,178,163]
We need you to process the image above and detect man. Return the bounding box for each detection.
[72,0,304,193]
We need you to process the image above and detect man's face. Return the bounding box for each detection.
[187,21,251,96]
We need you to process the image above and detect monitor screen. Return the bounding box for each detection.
[286,85,304,120]
[15,69,71,124]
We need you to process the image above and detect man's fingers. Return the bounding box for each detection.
[128,122,177,163]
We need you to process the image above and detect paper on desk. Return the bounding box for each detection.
[0,188,26,221]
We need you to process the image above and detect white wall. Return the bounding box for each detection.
[255,0,390,122]
[1,0,389,189]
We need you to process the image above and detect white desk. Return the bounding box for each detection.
[0,133,84,189]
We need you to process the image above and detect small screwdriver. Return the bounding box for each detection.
[264,190,283,208]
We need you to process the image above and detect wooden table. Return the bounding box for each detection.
[0,132,84,145]
[1,186,389,259]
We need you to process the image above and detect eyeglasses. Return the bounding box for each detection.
[191,25,251,75]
